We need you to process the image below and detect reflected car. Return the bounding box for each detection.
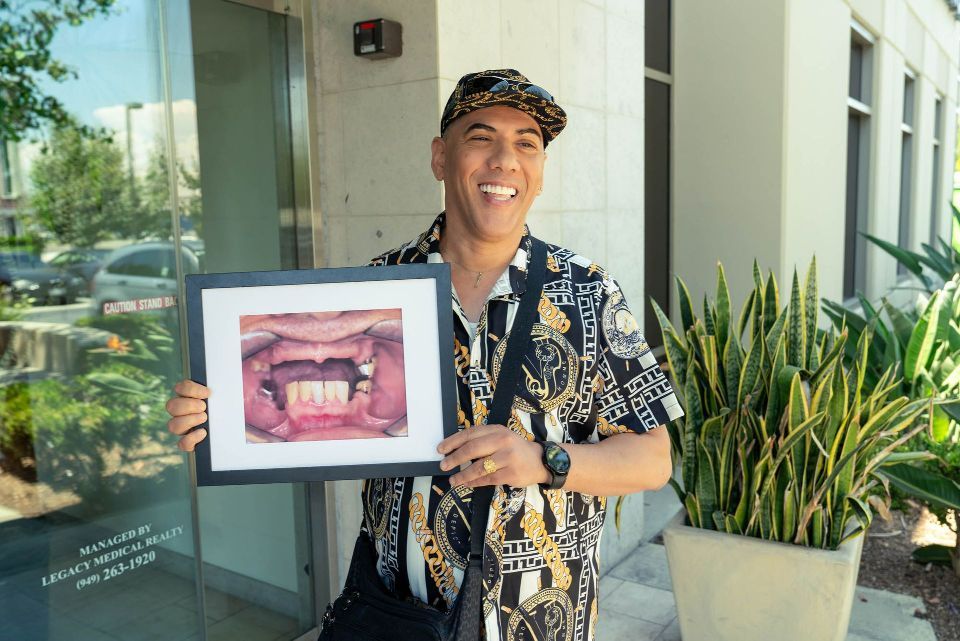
[91,242,201,315]
[47,248,112,290]
[0,251,86,305]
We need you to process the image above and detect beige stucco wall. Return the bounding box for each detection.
[673,0,787,310]
[674,0,960,312]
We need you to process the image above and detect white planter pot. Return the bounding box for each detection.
[662,511,864,641]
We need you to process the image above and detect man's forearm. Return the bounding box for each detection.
[558,427,673,496]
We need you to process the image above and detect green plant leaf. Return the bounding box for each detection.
[738,288,756,343]
[677,275,695,332]
[696,440,718,523]
[762,271,779,336]
[651,298,688,385]
[85,372,153,396]
[904,290,944,381]
[911,544,954,566]
[930,404,952,443]
[715,262,731,348]
[788,269,805,368]
[863,232,925,277]
[804,258,819,365]
[738,332,764,408]
[920,243,955,279]
[879,463,960,512]
[938,399,960,424]
[723,330,742,408]
[684,494,702,529]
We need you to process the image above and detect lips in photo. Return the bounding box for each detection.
[239,309,407,442]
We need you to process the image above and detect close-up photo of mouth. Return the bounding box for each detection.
[239,309,407,442]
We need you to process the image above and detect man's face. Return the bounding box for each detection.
[432,105,546,242]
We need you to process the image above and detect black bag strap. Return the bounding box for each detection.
[455,237,547,639]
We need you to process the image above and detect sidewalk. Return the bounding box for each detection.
[597,493,938,641]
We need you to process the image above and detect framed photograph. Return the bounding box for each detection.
[184,263,457,486]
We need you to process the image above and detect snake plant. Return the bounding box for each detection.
[652,258,928,550]
[822,275,960,443]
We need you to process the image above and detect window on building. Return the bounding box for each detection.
[898,71,916,275]
[0,142,12,197]
[645,0,671,350]
[844,22,874,299]
[930,95,944,244]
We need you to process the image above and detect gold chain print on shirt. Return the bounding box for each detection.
[520,504,572,590]
[409,492,459,605]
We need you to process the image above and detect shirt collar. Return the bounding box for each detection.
[421,212,534,299]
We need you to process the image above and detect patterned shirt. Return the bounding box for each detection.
[361,213,684,641]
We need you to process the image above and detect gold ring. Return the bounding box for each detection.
[482,457,497,475]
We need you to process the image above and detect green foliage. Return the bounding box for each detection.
[28,124,131,247]
[0,316,179,499]
[653,258,928,550]
[0,0,118,141]
[822,275,960,442]
[879,459,959,575]
[0,233,45,253]
[862,204,960,294]
[79,313,182,384]
[0,360,168,495]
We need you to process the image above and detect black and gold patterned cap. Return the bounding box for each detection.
[440,69,567,146]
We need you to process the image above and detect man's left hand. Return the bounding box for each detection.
[437,424,550,488]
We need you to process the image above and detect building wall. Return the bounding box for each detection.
[310,0,442,588]
[310,0,650,586]
[674,0,959,313]
[852,0,960,299]
[673,0,788,310]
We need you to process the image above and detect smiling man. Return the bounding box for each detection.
[167,69,684,640]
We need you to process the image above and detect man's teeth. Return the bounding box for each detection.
[284,380,354,404]
[479,183,517,198]
[251,360,271,372]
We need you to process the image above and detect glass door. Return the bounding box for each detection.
[180,0,319,638]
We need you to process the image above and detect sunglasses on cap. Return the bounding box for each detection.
[459,74,555,102]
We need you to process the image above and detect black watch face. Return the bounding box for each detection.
[545,444,571,475]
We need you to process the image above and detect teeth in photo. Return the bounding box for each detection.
[250,360,271,372]
[286,381,299,404]
[311,381,325,404]
[335,381,349,403]
[299,380,312,403]
[324,381,337,403]
[359,357,377,377]
[355,379,372,394]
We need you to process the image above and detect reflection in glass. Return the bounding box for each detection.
[0,2,201,639]
[1,0,315,639]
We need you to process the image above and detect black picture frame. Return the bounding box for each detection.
[185,263,457,486]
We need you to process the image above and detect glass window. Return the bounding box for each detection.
[107,248,168,277]
[0,2,202,639]
[930,95,944,244]
[0,1,317,638]
[0,142,13,196]
[898,72,916,275]
[844,23,873,299]
[645,0,671,75]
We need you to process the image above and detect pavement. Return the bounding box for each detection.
[596,487,939,641]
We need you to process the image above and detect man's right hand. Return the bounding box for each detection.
[166,379,211,452]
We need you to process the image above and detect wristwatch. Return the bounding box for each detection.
[538,441,571,490]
